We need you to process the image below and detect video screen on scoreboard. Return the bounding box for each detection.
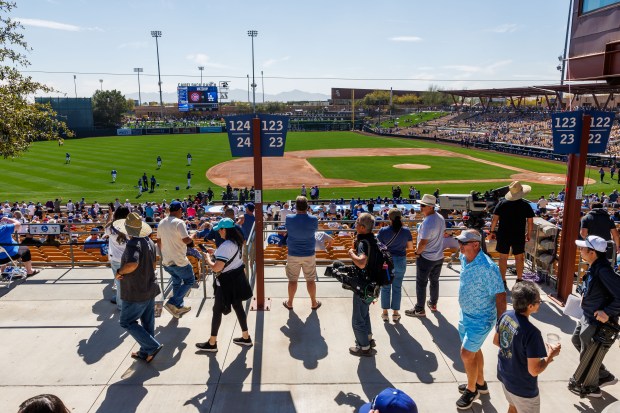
[178,85,218,112]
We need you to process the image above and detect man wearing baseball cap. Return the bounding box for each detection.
[359,388,417,413]
[572,235,620,397]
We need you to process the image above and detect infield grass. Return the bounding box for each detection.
[0,131,608,203]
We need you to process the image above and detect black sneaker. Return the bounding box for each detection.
[233,336,253,347]
[349,346,376,357]
[369,339,376,348]
[456,389,479,409]
[586,387,602,398]
[404,308,426,318]
[599,374,618,388]
[458,382,489,394]
[195,341,218,352]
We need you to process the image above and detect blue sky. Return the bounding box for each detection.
[14,0,571,99]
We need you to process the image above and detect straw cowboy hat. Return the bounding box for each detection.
[113,212,152,237]
[505,181,531,201]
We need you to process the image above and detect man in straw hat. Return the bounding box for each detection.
[489,181,534,291]
[114,212,162,363]
[405,194,445,318]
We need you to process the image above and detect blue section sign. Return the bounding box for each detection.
[585,110,615,154]
[225,114,289,157]
[551,111,582,154]
[226,115,254,157]
[259,114,289,157]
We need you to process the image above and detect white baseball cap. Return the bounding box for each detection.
[575,235,607,253]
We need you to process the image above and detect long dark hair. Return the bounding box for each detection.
[390,214,403,232]
[223,226,244,248]
[107,206,130,244]
[18,394,70,413]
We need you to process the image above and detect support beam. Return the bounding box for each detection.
[592,93,600,109]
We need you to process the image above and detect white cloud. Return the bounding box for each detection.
[16,17,102,32]
[186,53,228,69]
[444,60,512,75]
[489,24,518,33]
[263,56,290,68]
[409,72,437,80]
[390,36,422,42]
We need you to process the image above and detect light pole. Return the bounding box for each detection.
[133,68,143,106]
[99,79,103,91]
[151,30,164,118]
[73,75,77,98]
[198,66,204,84]
[247,74,250,105]
[247,30,258,113]
[261,70,264,103]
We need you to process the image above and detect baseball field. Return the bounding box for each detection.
[0,131,607,204]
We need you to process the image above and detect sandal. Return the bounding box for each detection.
[282,300,293,310]
[311,301,322,310]
[130,352,145,360]
[392,314,401,322]
[145,344,163,363]
[26,269,40,277]
[381,313,389,322]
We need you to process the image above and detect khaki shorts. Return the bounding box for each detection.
[285,255,317,282]
[501,382,540,413]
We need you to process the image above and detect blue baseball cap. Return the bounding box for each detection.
[359,388,417,413]
[213,218,235,231]
[245,202,255,212]
[169,201,182,212]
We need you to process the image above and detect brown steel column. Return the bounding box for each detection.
[553,114,591,304]
[251,116,268,310]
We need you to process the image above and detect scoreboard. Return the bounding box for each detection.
[178,84,218,112]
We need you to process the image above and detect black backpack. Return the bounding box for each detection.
[361,236,394,286]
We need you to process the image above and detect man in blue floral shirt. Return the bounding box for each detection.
[455,229,506,410]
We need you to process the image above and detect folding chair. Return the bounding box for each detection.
[0,245,27,288]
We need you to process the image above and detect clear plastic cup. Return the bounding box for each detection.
[546,333,560,345]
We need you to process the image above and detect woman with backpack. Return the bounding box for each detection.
[105,206,130,310]
[377,208,413,322]
[195,218,253,352]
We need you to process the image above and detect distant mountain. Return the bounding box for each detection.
[125,89,330,104]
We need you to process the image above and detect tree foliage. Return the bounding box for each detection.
[92,90,129,128]
[361,90,391,107]
[0,1,73,158]
[420,84,451,106]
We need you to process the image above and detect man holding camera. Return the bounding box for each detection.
[348,212,378,357]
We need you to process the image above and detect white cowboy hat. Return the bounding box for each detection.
[505,181,531,201]
[418,194,437,207]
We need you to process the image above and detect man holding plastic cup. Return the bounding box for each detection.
[494,281,561,413]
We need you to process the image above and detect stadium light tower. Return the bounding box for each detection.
[198,66,204,84]
[133,68,143,106]
[99,79,103,91]
[73,75,77,98]
[247,30,258,113]
[151,30,164,118]
[261,70,264,103]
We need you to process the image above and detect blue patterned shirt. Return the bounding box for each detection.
[458,250,504,322]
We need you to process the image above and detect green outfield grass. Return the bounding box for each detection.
[379,112,447,128]
[0,131,610,203]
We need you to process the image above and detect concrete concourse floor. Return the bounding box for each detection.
[0,264,618,412]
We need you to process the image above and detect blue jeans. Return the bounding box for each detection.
[119,298,160,358]
[163,263,194,308]
[352,294,372,348]
[415,255,444,311]
[110,261,122,311]
[380,255,407,311]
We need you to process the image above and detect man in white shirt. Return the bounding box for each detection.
[280,202,293,224]
[156,201,194,318]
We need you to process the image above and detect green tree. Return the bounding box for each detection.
[126,97,135,112]
[92,90,129,128]
[0,1,72,158]
[258,101,285,114]
[394,94,421,106]
[420,84,450,106]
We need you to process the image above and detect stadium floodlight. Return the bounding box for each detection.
[133,68,143,106]
[198,66,204,84]
[73,74,77,98]
[151,30,164,118]
[99,79,103,91]
[247,30,258,113]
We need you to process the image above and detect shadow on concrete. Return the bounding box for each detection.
[531,301,578,335]
[421,312,466,373]
[573,394,619,413]
[280,309,328,369]
[357,352,394,403]
[385,322,437,383]
[77,299,127,365]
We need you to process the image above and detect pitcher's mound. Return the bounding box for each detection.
[393,164,431,170]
